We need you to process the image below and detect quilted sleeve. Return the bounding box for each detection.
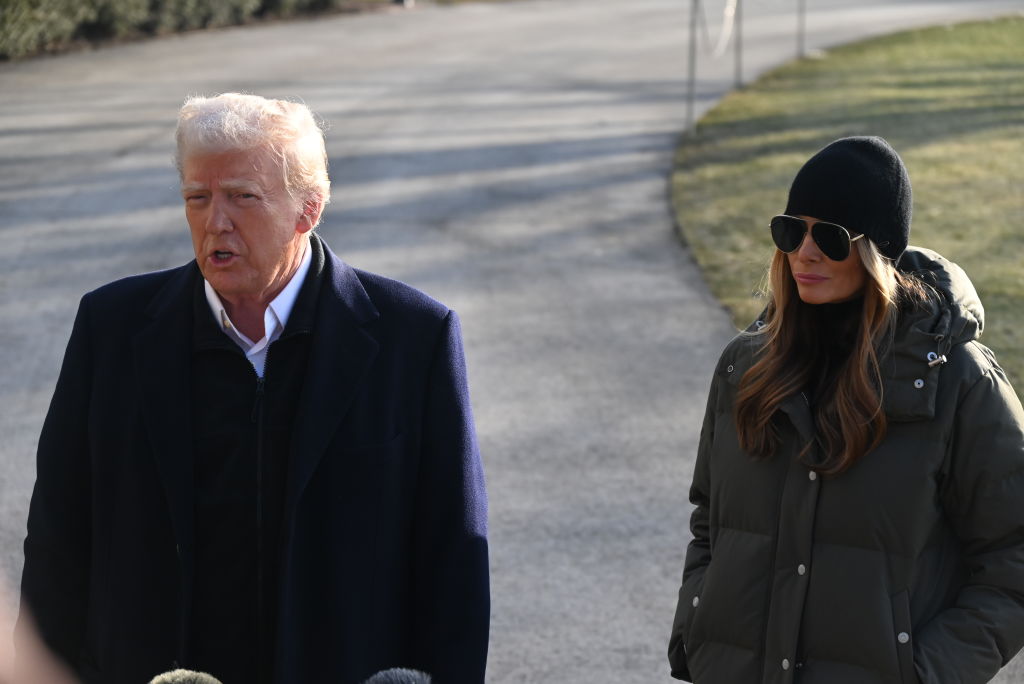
[915,359,1024,684]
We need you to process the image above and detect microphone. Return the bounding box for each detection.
[149,670,223,684]
[363,668,432,684]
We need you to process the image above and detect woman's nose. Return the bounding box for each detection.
[794,229,821,260]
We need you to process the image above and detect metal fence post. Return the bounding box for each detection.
[798,0,806,57]
[686,0,699,131]
[734,0,743,87]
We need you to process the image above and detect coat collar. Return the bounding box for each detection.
[284,234,380,517]
[736,270,965,428]
[131,262,200,659]
[133,263,200,553]
[880,295,947,422]
[882,246,984,422]
[724,335,817,443]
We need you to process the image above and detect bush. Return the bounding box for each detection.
[201,0,262,29]
[0,0,97,58]
[257,0,306,16]
[0,0,388,59]
[145,0,209,32]
[258,0,358,17]
[79,0,150,40]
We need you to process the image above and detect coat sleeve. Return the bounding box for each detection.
[411,309,490,684]
[668,372,720,681]
[18,294,95,672]
[914,359,1024,684]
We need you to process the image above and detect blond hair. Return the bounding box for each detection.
[175,93,330,212]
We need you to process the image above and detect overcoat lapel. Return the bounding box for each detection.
[132,264,197,550]
[131,263,198,658]
[285,242,379,517]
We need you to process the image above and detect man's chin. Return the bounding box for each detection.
[202,271,247,299]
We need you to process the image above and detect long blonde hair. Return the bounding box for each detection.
[734,239,927,475]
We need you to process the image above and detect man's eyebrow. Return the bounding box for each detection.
[180,179,260,194]
[219,179,261,192]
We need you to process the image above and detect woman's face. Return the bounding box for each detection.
[786,215,868,304]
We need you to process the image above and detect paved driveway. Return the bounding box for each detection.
[1,0,1022,681]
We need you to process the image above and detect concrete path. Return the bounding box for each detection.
[1,0,1022,681]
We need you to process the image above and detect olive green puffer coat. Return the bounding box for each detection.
[668,247,1024,684]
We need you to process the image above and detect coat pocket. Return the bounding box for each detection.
[890,589,918,684]
[669,570,706,679]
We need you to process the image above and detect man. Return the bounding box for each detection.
[19,93,489,684]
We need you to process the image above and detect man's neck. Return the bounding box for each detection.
[221,300,269,343]
[216,238,309,342]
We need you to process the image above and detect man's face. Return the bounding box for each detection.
[182,148,309,308]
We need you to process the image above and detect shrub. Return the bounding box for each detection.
[0,0,378,59]
[78,0,150,40]
[0,0,97,58]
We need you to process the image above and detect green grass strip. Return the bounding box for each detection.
[673,16,1024,394]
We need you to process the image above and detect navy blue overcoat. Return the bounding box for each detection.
[21,236,490,684]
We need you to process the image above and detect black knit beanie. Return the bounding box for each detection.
[785,136,912,260]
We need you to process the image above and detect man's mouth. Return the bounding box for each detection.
[212,250,236,264]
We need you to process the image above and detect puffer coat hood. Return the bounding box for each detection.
[668,247,1024,684]
[882,247,983,423]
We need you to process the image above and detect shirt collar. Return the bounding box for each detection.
[203,237,313,348]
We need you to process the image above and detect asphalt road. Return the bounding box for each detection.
[2,0,1023,681]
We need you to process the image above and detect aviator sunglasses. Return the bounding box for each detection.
[770,215,864,262]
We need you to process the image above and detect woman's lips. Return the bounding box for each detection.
[794,272,828,284]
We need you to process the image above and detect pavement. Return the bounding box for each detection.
[1,0,1023,681]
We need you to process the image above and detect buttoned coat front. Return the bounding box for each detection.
[21,236,490,684]
[668,248,1024,684]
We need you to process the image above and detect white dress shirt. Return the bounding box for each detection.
[203,239,313,378]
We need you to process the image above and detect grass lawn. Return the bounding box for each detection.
[673,15,1024,394]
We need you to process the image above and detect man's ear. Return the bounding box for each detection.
[296,197,324,234]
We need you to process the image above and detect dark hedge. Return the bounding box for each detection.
[0,0,389,59]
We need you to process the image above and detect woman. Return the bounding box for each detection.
[667,137,1024,684]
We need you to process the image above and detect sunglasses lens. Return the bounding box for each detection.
[770,216,806,253]
[811,222,850,261]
